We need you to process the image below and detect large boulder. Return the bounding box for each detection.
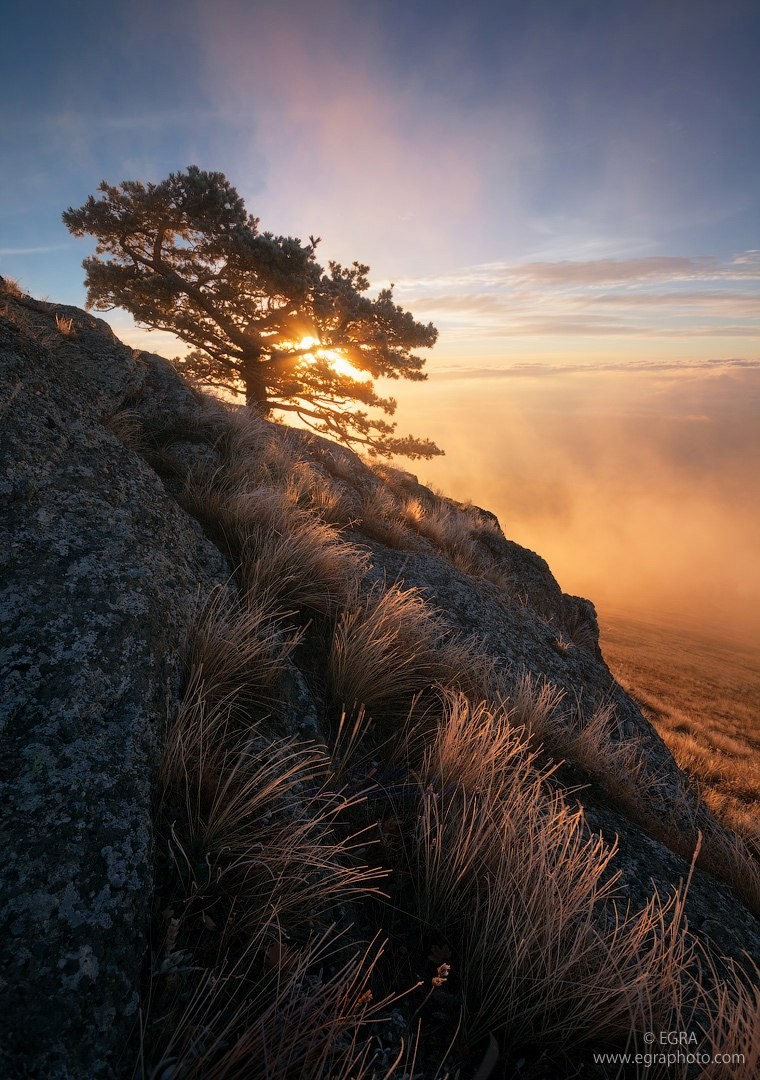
[0,292,229,1078]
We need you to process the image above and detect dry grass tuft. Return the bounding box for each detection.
[179,472,239,548]
[506,670,565,744]
[399,495,513,589]
[415,688,543,797]
[141,921,398,1079]
[327,583,488,719]
[369,462,420,494]
[562,702,662,804]
[179,406,372,615]
[545,696,760,917]
[509,681,669,827]
[220,408,348,520]
[301,470,354,525]
[182,474,369,615]
[162,711,382,929]
[355,487,411,548]
[54,312,74,335]
[328,584,446,717]
[102,408,144,450]
[463,504,504,542]
[408,691,697,1052]
[183,585,303,719]
[0,275,24,297]
[399,495,449,548]
[695,820,760,918]
[697,955,760,1078]
[217,407,280,481]
[238,513,368,615]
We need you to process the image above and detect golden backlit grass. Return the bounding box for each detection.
[397,492,514,589]
[508,668,760,917]
[327,582,493,720]
[141,401,758,1077]
[181,466,368,618]
[147,586,757,1077]
[402,691,698,1053]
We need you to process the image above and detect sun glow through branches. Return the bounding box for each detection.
[297,336,371,382]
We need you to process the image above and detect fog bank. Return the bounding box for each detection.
[397,362,760,645]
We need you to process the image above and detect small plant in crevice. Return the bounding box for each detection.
[139,918,404,1080]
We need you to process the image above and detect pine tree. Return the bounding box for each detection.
[63,166,442,459]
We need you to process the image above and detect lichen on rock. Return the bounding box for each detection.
[0,293,229,1078]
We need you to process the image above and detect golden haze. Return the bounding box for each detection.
[397,361,760,646]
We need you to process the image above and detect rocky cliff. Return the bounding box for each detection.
[1,282,757,1078]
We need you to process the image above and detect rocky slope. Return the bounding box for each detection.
[1,282,757,1077]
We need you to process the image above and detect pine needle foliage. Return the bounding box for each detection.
[63,165,442,458]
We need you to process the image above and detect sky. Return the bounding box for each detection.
[2,0,759,641]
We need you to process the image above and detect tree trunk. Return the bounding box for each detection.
[242,355,270,414]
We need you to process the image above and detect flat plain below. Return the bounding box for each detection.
[599,609,760,845]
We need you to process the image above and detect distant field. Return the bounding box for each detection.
[599,610,760,847]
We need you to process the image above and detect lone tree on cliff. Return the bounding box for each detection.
[63,166,442,459]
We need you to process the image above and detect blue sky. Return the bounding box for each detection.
[2,0,759,635]
[2,0,758,347]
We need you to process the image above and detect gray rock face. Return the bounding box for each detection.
[0,295,229,1077]
[581,793,760,964]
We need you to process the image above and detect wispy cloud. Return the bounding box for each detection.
[388,251,760,347]
[410,288,759,319]
[589,291,760,312]
[391,251,760,294]
[496,254,760,287]
[0,244,71,256]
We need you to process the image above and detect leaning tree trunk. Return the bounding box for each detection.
[242,354,270,414]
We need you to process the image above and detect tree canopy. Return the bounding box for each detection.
[63,166,442,459]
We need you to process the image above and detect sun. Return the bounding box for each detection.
[297,336,370,382]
